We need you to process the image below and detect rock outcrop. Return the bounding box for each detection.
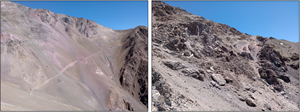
[118,26,148,107]
[152,1,299,111]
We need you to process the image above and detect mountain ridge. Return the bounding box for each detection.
[153,1,299,43]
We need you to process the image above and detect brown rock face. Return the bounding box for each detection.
[118,26,148,107]
[152,1,299,111]
[1,1,147,111]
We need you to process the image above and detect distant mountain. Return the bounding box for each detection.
[1,1,147,111]
[152,1,299,111]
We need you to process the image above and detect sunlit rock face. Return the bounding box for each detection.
[1,1,148,111]
[152,1,299,111]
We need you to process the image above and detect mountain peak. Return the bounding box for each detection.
[152,1,191,17]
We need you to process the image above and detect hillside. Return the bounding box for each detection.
[1,1,147,111]
[152,1,299,111]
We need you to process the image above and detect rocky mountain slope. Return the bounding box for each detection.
[152,1,299,111]
[1,1,147,111]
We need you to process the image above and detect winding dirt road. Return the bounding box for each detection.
[33,50,103,90]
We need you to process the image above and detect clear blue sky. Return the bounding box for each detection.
[165,1,299,42]
[12,1,148,30]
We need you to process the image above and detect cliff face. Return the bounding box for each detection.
[118,26,148,107]
[152,1,299,111]
[1,1,147,111]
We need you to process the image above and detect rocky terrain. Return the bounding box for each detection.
[152,1,299,111]
[1,1,147,111]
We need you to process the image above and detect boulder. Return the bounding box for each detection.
[152,90,161,102]
[290,62,299,70]
[182,68,205,81]
[152,105,158,111]
[239,52,254,60]
[258,46,285,67]
[224,76,233,83]
[243,83,252,91]
[210,66,214,71]
[245,98,256,107]
[256,35,267,42]
[206,69,213,73]
[278,75,290,83]
[290,53,299,61]
[164,61,186,70]
[210,81,217,86]
[211,74,226,86]
[190,72,204,81]
[238,96,245,101]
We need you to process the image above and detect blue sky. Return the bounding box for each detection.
[10,1,300,42]
[165,1,299,42]
[12,1,148,30]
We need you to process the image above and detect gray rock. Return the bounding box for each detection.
[245,98,256,107]
[206,69,213,73]
[210,81,221,89]
[165,99,172,106]
[164,61,186,70]
[243,83,252,91]
[182,68,205,81]
[224,76,233,83]
[210,66,214,71]
[183,51,191,56]
[238,96,245,101]
[249,93,255,100]
[211,74,226,86]
[152,105,158,111]
[210,81,217,86]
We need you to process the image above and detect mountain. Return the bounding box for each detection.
[1,1,147,111]
[152,1,299,111]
